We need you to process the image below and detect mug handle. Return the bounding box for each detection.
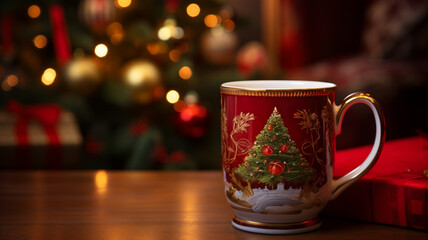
[330,92,386,200]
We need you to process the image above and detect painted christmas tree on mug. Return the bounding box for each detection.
[235,107,314,188]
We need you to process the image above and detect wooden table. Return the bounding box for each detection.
[0,171,426,239]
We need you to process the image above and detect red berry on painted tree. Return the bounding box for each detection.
[280,144,289,152]
[262,144,274,156]
[268,161,285,175]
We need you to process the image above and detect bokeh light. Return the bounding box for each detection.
[166,90,180,104]
[158,18,183,41]
[41,68,56,86]
[179,66,192,80]
[172,27,184,39]
[223,19,235,32]
[33,35,47,49]
[184,91,199,105]
[107,22,124,44]
[2,81,11,91]
[6,74,18,87]
[204,14,221,28]
[94,44,108,58]
[169,49,181,62]
[28,5,41,18]
[107,22,123,36]
[116,0,132,8]
[158,26,171,41]
[95,170,108,194]
[124,60,160,87]
[186,3,200,17]
[173,100,186,112]
[180,104,207,122]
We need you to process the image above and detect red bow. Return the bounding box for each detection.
[6,101,61,146]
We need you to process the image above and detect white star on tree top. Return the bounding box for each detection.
[271,107,280,117]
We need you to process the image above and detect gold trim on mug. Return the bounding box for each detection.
[220,86,336,97]
[232,215,320,230]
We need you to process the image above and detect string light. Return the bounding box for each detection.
[107,22,123,36]
[186,3,200,17]
[173,100,186,112]
[94,44,108,58]
[110,32,124,44]
[169,49,181,62]
[158,27,171,41]
[147,42,168,54]
[204,14,221,28]
[223,19,235,32]
[147,43,160,55]
[6,74,18,87]
[179,66,192,80]
[184,91,199,105]
[41,68,56,86]
[33,35,47,49]
[115,0,132,8]
[157,18,183,41]
[172,27,184,39]
[166,90,180,104]
[107,22,124,44]
[2,81,11,91]
[28,5,41,18]
[219,7,233,20]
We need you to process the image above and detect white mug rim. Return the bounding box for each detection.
[221,80,336,91]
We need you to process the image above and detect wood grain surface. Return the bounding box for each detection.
[0,171,426,239]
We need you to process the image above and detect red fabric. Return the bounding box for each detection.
[49,5,71,64]
[325,136,428,230]
[334,136,428,178]
[1,15,13,56]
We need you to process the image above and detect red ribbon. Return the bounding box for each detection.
[6,101,61,146]
[49,4,71,64]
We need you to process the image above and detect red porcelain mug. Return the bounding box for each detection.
[220,80,385,234]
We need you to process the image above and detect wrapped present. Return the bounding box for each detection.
[323,136,428,230]
[0,101,82,169]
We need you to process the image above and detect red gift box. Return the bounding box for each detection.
[0,101,82,169]
[323,136,428,230]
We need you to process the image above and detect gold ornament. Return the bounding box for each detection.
[200,27,238,65]
[64,57,102,96]
[122,60,161,104]
[79,0,117,33]
[236,41,268,77]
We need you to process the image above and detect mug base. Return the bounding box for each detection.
[231,215,321,235]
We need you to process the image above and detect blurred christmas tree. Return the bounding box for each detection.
[0,0,265,170]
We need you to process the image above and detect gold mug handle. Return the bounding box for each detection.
[330,93,386,199]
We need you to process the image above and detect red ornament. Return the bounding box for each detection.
[262,144,274,156]
[174,104,211,139]
[268,161,285,175]
[267,124,273,131]
[280,144,289,152]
